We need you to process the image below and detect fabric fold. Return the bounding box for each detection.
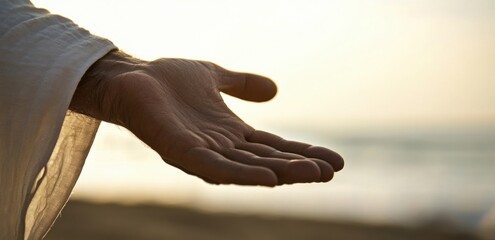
[0,1,116,239]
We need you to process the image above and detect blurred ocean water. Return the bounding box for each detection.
[323,127,495,231]
[73,124,495,236]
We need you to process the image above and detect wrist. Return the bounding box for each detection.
[69,50,144,119]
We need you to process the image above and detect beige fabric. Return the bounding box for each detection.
[0,1,116,239]
[24,112,100,239]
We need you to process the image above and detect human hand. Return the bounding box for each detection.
[70,51,344,186]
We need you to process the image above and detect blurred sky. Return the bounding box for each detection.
[32,0,495,131]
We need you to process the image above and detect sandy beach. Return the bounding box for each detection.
[45,200,477,240]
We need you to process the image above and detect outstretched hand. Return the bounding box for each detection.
[70,51,343,186]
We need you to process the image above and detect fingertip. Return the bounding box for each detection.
[266,170,279,187]
[220,72,278,102]
[305,146,344,172]
[245,73,278,102]
[330,152,344,172]
[248,167,278,187]
[309,158,334,182]
[284,159,321,184]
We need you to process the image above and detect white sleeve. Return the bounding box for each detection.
[0,1,117,239]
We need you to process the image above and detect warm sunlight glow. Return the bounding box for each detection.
[32,0,495,129]
[30,0,495,235]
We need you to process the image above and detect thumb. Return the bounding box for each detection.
[215,67,278,102]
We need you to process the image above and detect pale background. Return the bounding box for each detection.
[31,0,495,237]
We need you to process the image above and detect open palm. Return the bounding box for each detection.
[72,53,344,186]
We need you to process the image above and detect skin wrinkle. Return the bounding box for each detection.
[153,71,220,124]
[234,72,248,99]
[169,147,222,185]
[69,50,343,186]
[220,148,286,176]
[164,130,205,162]
[201,129,235,150]
[215,125,246,142]
[180,148,222,182]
